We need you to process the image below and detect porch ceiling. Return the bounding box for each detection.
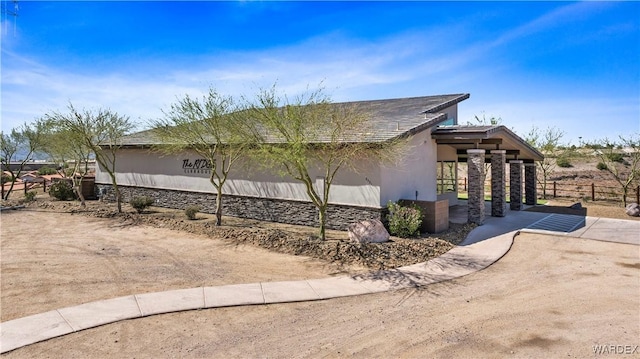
[432,125,543,162]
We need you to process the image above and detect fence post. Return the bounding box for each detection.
[591,183,595,202]
[43,181,47,192]
[553,181,557,198]
[24,183,27,195]
[636,185,639,205]
[464,177,467,192]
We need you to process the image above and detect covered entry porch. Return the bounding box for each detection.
[432,125,544,225]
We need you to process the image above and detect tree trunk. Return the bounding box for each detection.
[4,180,16,200]
[114,185,122,213]
[73,181,86,207]
[215,189,222,226]
[318,206,327,241]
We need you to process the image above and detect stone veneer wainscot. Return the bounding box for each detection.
[96,184,386,231]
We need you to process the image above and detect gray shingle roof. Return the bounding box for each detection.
[119,93,470,146]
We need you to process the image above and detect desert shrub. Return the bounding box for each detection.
[24,191,36,202]
[386,201,423,238]
[596,162,608,171]
[556,157,572,168]
[185,205,201,220]
[130,196,154,213]
[37,166,57,175]
[606,153,624,163]
[48,180,76,201]
[1,173,13,184]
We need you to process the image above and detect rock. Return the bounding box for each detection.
[625,203,640,217]
[568,202,583,210]
[348,219,390,244]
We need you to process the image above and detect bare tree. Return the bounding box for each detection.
[43,104,134,212]
[587,135,640,206]
[150,88,256,226]
[249,85,403,240]
[0,122,45,200]
[525,126,565,199]
[468,114,503,184]
[40,118,94,207]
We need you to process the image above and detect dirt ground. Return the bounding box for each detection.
[2,203,639,358]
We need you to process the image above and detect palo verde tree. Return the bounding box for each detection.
[39,118,94,207]
[587,134,640,206]
[43,104,135,212]
[525,125,565,199]
[249,85,403,240]
[0,122,46,200]
[150,88,256,226]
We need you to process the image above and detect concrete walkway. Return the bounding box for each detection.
[1,211,638,354]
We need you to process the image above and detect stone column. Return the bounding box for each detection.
[490,150,506,217]
[509,160,523,211]
[524,162,537,205]
[467,149,486,225]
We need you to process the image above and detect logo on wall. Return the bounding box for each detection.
[182,159,212,174]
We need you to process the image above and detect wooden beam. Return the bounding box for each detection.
[480,139,502,145]
[436,139,481,145]
[456,149,520,156]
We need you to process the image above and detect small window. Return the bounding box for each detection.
[438,113,456,127]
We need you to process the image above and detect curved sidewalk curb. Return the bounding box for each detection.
[0,231,516,354]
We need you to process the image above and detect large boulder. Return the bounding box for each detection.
[625,203,640,217]
[348,219,390,244]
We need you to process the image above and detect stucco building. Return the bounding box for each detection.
[96,94,543,232]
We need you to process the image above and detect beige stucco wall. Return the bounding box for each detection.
[378,104,459,206]
[436,144,458,161]
[96,103,461,209]
[96,148,382,207]
[379,130,438,205]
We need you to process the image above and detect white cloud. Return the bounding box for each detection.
[2,2,637,146]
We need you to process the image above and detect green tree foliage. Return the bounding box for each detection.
[249,85,404,240]
[39,117,94,207]
[150,88,256,226]
[43,104,134,212]
[587,135,640,206]
[0,122,46,200]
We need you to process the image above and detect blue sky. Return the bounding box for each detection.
[1,1,639,144]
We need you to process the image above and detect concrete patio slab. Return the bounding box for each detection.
[587,218,640,229]
[0,310,73,353]
[135,288,205,316]
[262,280,320,303]
[203,283,264,308]
[522,217,640,245]
[306,276,372,299]
[57,295,141,331]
